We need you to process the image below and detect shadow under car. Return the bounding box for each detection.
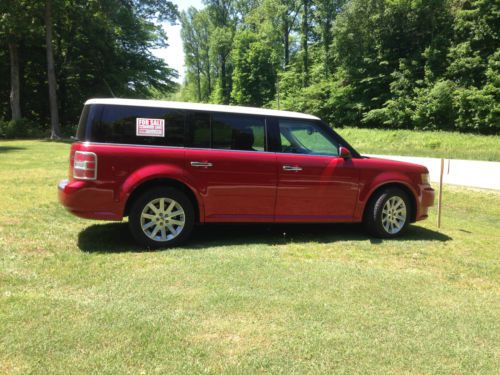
[77,222,451,253]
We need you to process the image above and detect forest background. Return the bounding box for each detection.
[0,0,498,138]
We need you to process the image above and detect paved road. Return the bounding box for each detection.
[367,155,500,190]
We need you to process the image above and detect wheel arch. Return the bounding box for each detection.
[123,178,202,223]
[362,182,417,223]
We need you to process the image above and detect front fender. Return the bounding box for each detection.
[354,171,418,221]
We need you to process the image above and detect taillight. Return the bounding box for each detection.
[73,151,97,180]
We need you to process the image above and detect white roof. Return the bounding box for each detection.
[84,98,319,120]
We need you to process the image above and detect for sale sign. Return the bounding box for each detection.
[136,118,165,137]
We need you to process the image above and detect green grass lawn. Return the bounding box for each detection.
[1,140,499,374]
[337,127,500,161]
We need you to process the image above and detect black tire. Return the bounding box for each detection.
[363,187,411,238]
[128,187,194,248]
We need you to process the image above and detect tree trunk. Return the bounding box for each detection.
[45,0,61,139]
[8,42,22,121]
[301,0,309,87]
[196,62,202,102]
[220,55,228,104]
[283,15,290,68]
[206,61,212,96]
[322,18,332,77]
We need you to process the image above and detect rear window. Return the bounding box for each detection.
[89,105,185,146]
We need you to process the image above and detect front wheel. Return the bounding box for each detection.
[364,187,411,238]
[129,187,194,248]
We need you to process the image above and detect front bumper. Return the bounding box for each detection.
[416,185,435,221]
[58,179,123,221]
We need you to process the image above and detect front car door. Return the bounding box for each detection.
[272,118,360,222]
[185,111,277,222]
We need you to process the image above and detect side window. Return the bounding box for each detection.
[91,105,184,146]
[186,111,210,148]
[278,119,339,156]
[212,113,266,151]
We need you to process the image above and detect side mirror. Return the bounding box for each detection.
[339,146,352,159]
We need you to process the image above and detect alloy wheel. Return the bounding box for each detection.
[140,198,185,242]
[381,196,407,234]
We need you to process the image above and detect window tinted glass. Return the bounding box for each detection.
[76,105,90,140]
[278,119,339,156]
[186,111,210,148]
[212,113,265,151]
[90,105,184,146]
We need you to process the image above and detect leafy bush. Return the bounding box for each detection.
[0,118,47,139]
[453,87,498,133]
[413,80,456,131]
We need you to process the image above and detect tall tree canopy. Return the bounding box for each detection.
[0,0,178,136]
[180,0,499,134]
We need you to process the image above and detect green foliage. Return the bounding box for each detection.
[0,0,179,137]
[413,80,456,131]
[180,0,499,134]
[230,29,278,106]
[453,85,498,132]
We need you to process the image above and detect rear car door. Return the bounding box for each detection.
[273,118,360,222]
[185,112,277,222]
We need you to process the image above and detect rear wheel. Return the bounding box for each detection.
[129,187,194,248]
[364,187,411,238]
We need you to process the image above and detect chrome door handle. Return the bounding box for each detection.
[283,165,303,172]
[190,161,213,168]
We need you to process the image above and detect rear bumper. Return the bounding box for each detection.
[58,179,123,221]
[416,185,435,221]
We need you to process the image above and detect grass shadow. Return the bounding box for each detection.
[41,138,75,144]
[78,222,451,253]
[0,146,25,153]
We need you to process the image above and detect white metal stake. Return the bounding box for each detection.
[437,158,444,228]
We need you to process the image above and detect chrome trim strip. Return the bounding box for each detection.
[282,165,303,171]
[190,161,213,167]
[77,141,343,158]
[81,141,185,150]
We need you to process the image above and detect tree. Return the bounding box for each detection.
[0,1,40,121]
[279,0,301,68]
[203,0,238,104]
[300,0,310,86]
[45,0,61,139]
[181,8,203,101]
[447,0,499,87]
[181,7,213,102]
[195,10,213,98]
[0,0,179,137]
[313,0,346,77]
[230,28,278,106]
[176,0,498,134]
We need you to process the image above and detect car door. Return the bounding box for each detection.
[274,118,360,222]
[185,111,277,222]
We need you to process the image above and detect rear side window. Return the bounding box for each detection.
[186,111,210,148]
[212,113,265,151]
[90,105,185,146]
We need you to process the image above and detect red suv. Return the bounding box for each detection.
[58,99,434,247]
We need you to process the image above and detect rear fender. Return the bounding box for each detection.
[118,164,204,221]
